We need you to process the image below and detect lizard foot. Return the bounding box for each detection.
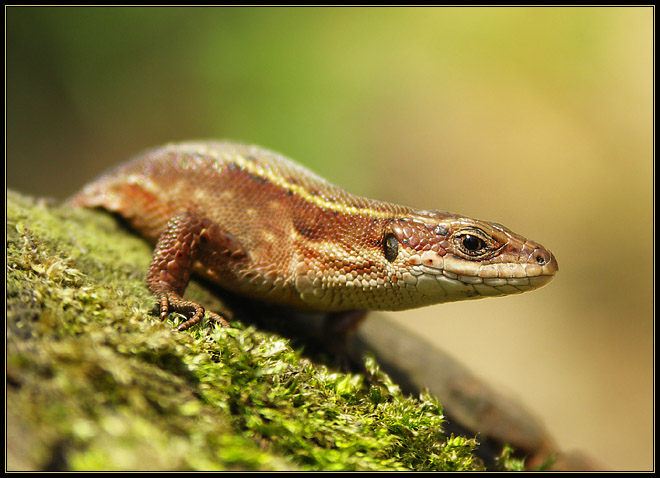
[157,291,231,331]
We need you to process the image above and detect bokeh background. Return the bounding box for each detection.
[7,6,652,470]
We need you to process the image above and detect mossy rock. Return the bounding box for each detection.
[7,190,491,471]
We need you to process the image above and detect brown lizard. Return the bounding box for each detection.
[71,141,558,333]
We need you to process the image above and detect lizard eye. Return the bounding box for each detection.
[383,233,399,262]
[461,234,485,253]
[453,229,494,258]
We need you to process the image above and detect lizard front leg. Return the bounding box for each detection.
[146,212,246,331]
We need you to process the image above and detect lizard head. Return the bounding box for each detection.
[379,210,558,308]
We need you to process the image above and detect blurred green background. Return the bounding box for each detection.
[7,6,652,470]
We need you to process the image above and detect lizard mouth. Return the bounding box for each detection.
[403,265,556,305]
[414,263,555,291]
[408,248,558,300]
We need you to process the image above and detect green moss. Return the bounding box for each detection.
[6,190,484,471]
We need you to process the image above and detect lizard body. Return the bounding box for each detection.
[71,141,558,331]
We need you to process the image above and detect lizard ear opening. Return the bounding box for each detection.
[383,233,399,262]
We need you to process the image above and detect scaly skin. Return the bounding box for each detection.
[71,141,558,331]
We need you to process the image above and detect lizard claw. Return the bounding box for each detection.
[157,291,230,331]
[204,310,231,329]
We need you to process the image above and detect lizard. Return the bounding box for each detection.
[70,141,558,334]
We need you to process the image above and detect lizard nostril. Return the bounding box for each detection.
[534,249,555,267]
[532,249,559,274]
